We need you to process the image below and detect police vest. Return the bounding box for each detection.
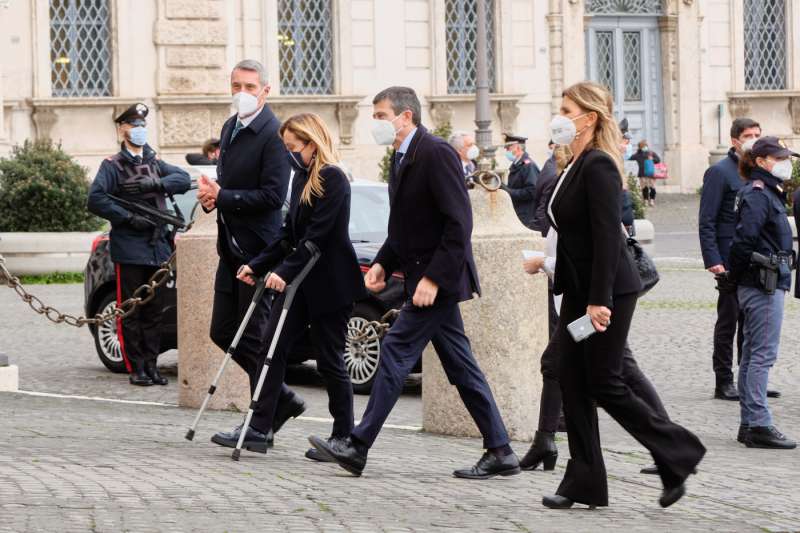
[109,153,167,211]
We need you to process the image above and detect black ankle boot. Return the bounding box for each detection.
[144,360,168,386]
[129,362,153,386]
[520,431,558,471]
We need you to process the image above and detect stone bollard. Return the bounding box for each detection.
[0,353,19,392]
[422,190,548,442]
[176,211,250,411]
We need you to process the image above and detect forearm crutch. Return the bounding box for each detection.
[185,275,268,441]
[232,240,321,461]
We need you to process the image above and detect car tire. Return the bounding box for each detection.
[92,292,128,374]
[345,302,384,395]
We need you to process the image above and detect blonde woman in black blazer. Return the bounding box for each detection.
[542,82,705,510]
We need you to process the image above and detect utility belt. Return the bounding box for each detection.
[750,251,794,295]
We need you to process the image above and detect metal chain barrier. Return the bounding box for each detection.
[347,308,400,344]
[0,218,195,328]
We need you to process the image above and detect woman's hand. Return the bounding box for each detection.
[266,272,287,292]
[523,256,546,275]
[587,304,612,333]
[236,265,256,286]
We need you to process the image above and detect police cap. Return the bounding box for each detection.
[750,136,799,159]
[504,134,527,146]
[619,117,629,134]
[114,103,149,126]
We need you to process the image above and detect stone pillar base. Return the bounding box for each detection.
[0,365,19,392]
[422,190,548,442]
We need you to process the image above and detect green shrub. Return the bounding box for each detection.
[378,123,454,182]
[784,160,800,209]
[0,140,103,232]
[627,173,647,219]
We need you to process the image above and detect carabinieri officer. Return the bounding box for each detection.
[501,133,540,229]
[87,103,191,386]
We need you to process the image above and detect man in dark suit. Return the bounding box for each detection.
[309,87,520,479]
[697,117,775,401]
[196,59,305,453]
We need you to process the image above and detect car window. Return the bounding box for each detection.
[349,185,390,242]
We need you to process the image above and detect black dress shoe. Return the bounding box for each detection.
[211,425,272,453]
[305,436,345,462]
[542,494,596,510]
[144,361,168,386]
[520,431,557,471]
[659,483,686,508]
[767,389,781,399]
[308,435,367,476]
[273,394,306,434]
[745,426,797,449]
[453,451,521,479]
[737,424,748,444]
[129,365,153,386]
[714,382,738,401]
[640,464,659,475]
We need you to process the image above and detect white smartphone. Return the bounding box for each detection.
[522,250,545,260]
[567,314,597,343]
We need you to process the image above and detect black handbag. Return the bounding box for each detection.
[626,236,659,296]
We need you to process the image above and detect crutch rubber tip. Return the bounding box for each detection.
[185,429,195,441]
[232,449,241,461]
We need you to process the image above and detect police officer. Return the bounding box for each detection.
[729,136,797,449]
[87,103,191,386]
[501,134,539,229]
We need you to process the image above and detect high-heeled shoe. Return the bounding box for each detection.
[542,495,596,510]
[520,431,557,471]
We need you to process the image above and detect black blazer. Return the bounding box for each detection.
[530,155,558,234]
[547,149,642,307]
[249,165,366,317]
[374,125,480,303]
[212,105,289,289]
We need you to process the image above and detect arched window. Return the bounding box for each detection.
[743,0,786,91]
[49,0,112,97]
[586,0,663,14]
[445,0,496,94]
[277,0,334,95]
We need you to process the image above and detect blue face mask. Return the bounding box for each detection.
[128,126,147,147]
[505,151,516,162]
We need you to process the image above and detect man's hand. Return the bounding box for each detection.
[587,304,611,333]
[364,263,387,293]
[265,272,287,292]
[236,265,256,286]
[198,175,220,210]
[523,256,546,275]
[119,177,162,196]
[707,264,726,275]
[412,276,438,307]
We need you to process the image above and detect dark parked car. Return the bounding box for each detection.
[84,177,407,394]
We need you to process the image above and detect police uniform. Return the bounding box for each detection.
[87,103,191,386]
[729,137,797,449]
[501,134,540,229]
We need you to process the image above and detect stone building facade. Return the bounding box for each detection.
[1,0,799,191]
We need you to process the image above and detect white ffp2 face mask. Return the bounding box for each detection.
[549,115,578,146]
[232,91,259,118]
[771,159,793,181]
[466,145,480,161]
[371,118,399,146]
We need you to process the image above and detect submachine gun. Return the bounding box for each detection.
[109,193,187,244]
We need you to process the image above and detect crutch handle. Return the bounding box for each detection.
[282,241,321,310]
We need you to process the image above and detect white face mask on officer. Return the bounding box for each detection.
[769,159,793,181]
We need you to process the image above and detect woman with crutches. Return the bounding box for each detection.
[236,113,366,457]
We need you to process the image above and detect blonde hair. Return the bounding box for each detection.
[280,113,340,205]
[562,81,624,178]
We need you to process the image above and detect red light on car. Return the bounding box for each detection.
[359,264,404,280]
[91,234,109,254]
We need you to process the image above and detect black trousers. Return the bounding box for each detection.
[116,263,164,371]
[713,289,744,385]
[255,294,354,438]
[209,270,294,433]
[555,293,706,507]
[352,299,509,449]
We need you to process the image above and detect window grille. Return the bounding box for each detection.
[278,0,334,95]
[622,31,642,101]
[595,31,616,96]
[50,0,112,97]
[587,0,662,14]
[743,0,786,91]
[445,0,496,94]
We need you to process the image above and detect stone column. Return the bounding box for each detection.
[0,353,19,392]
[422,191,548,442]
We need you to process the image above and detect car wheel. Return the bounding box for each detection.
[345,303,383,395]
[92,292,128,374]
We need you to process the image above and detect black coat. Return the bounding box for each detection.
[698,148,742,268]
[374,125,480,303]
[249,164,366,317]
[530,155,557,234]
[504,152,539,229]
[211,106,290,291]
[547,149,642,307]
[629,149,661,178]
[87,144,191,266]
[794,188,800,298]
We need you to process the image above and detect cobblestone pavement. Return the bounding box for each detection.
[1,195,799,532]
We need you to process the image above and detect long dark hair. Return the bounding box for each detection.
[738,149,760,181]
